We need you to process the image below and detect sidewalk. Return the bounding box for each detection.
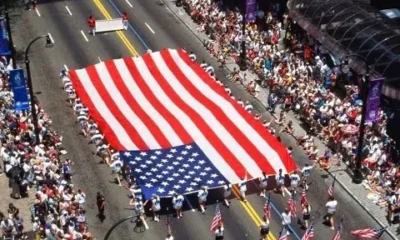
[162,1,398,238]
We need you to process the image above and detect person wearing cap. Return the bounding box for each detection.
[90,130,103,145]
[151,194,161,222]
[197,186,208,214]
[222,183,232,208]
[172,193,184,218]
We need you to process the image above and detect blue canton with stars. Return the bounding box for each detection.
[120,143,228,200]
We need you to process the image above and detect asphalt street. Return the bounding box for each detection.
[9,0,394,239]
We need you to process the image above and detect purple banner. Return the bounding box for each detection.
[365,77,384,123]
[246,0,257,22]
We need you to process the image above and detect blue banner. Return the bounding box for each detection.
[9,69,30,111]
[246,0,257,22]
[0,17,10,56]
[365,77,384,123]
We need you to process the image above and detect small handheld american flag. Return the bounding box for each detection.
[328,177,336,198]
[350,226,387,239]
[279,227,289,240]
[301,222,314,240]
[166,214,172,234]
[301,191,308,210]
[287,196,296,217]
[210,204,222,232]
[263,193,272,220]
[332,218,343,240]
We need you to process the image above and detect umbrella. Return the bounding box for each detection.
[342,124,358,135]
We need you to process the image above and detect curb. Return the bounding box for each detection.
[162,1,398,239]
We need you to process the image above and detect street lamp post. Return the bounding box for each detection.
[342,55,371,184]
[25,34,53,144]
[239,0,247,71]
[3,0,16,69]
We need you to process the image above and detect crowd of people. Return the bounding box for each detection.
[182,0,400,215]
[0,59,93,238]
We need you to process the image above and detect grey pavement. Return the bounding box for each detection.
[161,0,399,239]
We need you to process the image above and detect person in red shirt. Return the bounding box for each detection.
[122,12,128,30]
[87,15,96,35]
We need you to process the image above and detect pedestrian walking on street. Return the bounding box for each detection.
[301,163,314,191]
[302,202,311,229]
[281,208,291,235]
[96,192,106,222]
[289,170,300,193]
[172,193,184,218]
[130,198,149,229]
[215,222,224,240]
[87,15,96,35]
[151,194,161,222]
[122,12,128,30]
[259,171,269,198]
[223,183,232,208]
[238,175,247,202]
[259,216,270,240]
[198,186,208,214]
[275,169,286,197]
[324,196,337,230]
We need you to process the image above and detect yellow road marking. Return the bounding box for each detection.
[232,186,276,240]
[92,1,275,238]
[92,0,138,57]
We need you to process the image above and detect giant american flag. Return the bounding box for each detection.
[69,49,296,199]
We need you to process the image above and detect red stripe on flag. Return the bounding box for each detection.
[177,49,297,173]
[85,65,148,149]
[69,70,125,150]
[161,50,276,175]
[104,60,172,148]
[123,58,193,145]
[140,53,249,179]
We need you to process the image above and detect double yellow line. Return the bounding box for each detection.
[232,185,276,240]
[92,0,138,57]
[90,1,275,239]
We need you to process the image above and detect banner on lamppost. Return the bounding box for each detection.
[0,17,11,56]
[246,0,257,22]
[9,69,30,111]
[365,77,384,123]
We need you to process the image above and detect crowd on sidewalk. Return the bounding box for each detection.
[0,59,93,239]
[182,0,400,215]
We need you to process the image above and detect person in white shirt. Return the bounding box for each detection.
[130,198,148,229]
[325,196,338,230]
[165,232,174,240]
[301,163,314,191]
[289,171,300,192]
[281,208,291,234]
[223,183,232,207]
[275,169,286,197]
[197,186,208,214]
[244,101,253,113]
[238,176,247,202]
[189,51,196,62]
[172,193,184,218]
[259,172,269,197]
[151,194,161,222]
[110,159,123,186]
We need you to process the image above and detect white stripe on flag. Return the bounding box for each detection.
[95,62,160,149]
[150,52,263,178]
[132,57,241,183]
[170,50,287,173]
[113,59,184,147]
[75,69,137,149]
